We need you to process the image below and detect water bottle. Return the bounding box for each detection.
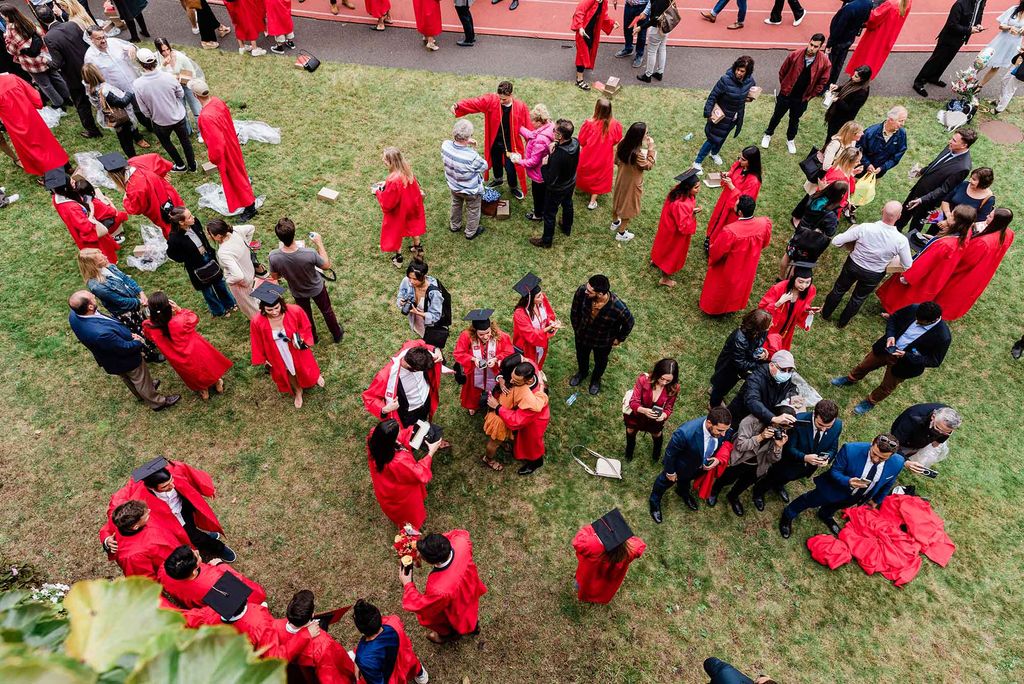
[683,133,694,141]
[566,392,579,406]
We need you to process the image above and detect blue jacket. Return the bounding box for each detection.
[813,442,904,506]
[827,0,872,46]
[69,310,144,375]
[783,411,843,464]
[703,70,755,147]
[704,657,755,684]
[87,265,143,316]
[857,122,907,178]
[663,416,731,478]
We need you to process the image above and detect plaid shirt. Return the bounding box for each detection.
[570,285,634,348]
[4,28,50,74]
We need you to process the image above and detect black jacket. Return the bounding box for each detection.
[906,147,972,209]
[726,365,797,426]
[825,85,869,126]
[43,21,89,87]
[871,304,952,379]
[166,227,219,291]
[569,285,634,348]
[703,70,755,147]
[710,328,768,386]
[891,402,952,452]
[541,138,579,193]
[827,0,872,46]
[938,0,987,44]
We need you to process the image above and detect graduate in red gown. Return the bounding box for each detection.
[400,529,488,643]
[362,339,443,428]
[705,146,762,242]
[353,600,426,684]
[367,419,438,529]
[935,209,1015,320]
[0,73,68,176]
[453,82,533,194]
[374,147,426,266]
[158,545,267,608]
[651,169,700,288]
[699,195,773,315]
[194,83,256,217]
[846,0,912,79]
[105,500,192,579]
[573,509,646,605]
[101,152,184,238]
[224,0,267,51]
[48,170,124,264]
[223,602,282,653]
[366,0,391,29]
[757,264,820,353]
[412,0,441,49]
[142,292,232,399]
[265,0,294,44]
[576,98,623,207]
[571,0,617,89]
[270,590,358,683]
[511,273,560,370]
[876,208,972,314]
[486,359,551,476]
[249,282,324,409]
[452,309,514,413]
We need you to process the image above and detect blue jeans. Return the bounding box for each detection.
[201,278,236,317]
[711,0,747,22]
[695,139,723,164]
[622,3,647,56]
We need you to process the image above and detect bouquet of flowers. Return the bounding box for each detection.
[942,47,994,127]
[393,524,421,570]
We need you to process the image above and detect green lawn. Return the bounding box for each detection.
[2,53,1023,683]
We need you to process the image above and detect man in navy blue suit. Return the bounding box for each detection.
[68,290,179,410]
[649,406,732,523]
[751,399,842,508]
[779,433,904,538]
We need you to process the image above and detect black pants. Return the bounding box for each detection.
[196,0,223,42]
[423,326,450,350]
[712,461,759,500]
[129,94,154,131]
[69,82,101,134]
[112,0,148,41]
[894,195,931,233]
[489,140,518,190]
[531,179,546,216]
[708,368,740,408]
[914,37,963,87]
[649,468,700,507]
[768,0,803,22]
[180,501,227,561]
[398,400,430,429]
[153,117,196,170]
[541,186,574,244]
[455,4,475,41]
[752,460,815,499]
[114,123,145,157]
[765,94,808,141]
[828,40,853,85]
[295,284,344,344]
[574,338,611,384]
[821,256,885,326]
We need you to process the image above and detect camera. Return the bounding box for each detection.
[771,428,785,440]
[754,347,767,358]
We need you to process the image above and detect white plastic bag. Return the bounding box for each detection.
[233,120,281,145]
[195,183,266,216]
[40,106,65,128]
[909,442,950,469]
[74,152,118,189]
[792,371,822,409]
[126,224,168,272]
[937,108,969,131]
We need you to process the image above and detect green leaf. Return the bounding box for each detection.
[63,578,183,674]
[126,627,285,684]
[0,643,97,684]
[0,592,30,612]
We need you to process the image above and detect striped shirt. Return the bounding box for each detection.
[441,140,488,196]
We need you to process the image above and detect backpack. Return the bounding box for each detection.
[427,279,452,329]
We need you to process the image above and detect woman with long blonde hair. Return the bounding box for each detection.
[81,63,150,158]
[374,146,426,267]
[577,97,623,210]
[793,146,861,225]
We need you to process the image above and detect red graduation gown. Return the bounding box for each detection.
[365,0,390,19]
[412,0,442,36]
[265,0,293,35]
[453,94,533,193]
[705,163,762,241]
[229,603,282,654]
[197,97,255,214]
[0,73,68,175]
[362,339,442,427]
[572,525,646,604]
[224,0,266,41]
[876,235,968,314]
[497,379,550,462]
[356,614,422,684]
[123,154,184,238]
[846,0,911,79]
[571,0,616,70]
[650,194,697,276]
[270,620,357,683]
[757,281,817,352]
[113,522,191,579]
[249,304,322,394]
[143,310,232,391]
[375,174,426,253]
[452,329,514,410]
[512,294,557,370]
[401,529,487,636]
[934,229,1015,321]
[575,118,623,195]
[52,194,124,264]
[158,562,267,609]
[699,216,773,315]
[367,424,433,529]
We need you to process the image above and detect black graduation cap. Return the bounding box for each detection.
[313,605,353,631]
[512,273,541,298]
[202,570,253,620]
[592,508,633,552]
[464,308,494,331]
[131,456,169,483]
[98,152,128,172]
[792,261,817,279]
[44,167,69,191]
[251,281,286,305]
[674,168,699,183]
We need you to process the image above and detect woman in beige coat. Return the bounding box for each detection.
[610,122,656,243]
[206,219,259,319]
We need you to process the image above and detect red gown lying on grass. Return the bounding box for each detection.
[876,234,969,313]
[367,424,434,529]
[123,154,184,238]
[158,561,267,609]
[757,280,817,352]
[362,339,442,427]
[0,73,68,175]
[375,173,426,253]
[197,96,255,214]
[452,329,514,411]
[401,529,488,637]
[53,193,125,264]
[699,216,773,315]
[453,93,532,192]
[650,193,697,277]
[706,162,761,241]
[249,304,322,395]
[143,309,233,392]
[572,524,646,604]
[271,619,357,683]
[933,228,1015,321]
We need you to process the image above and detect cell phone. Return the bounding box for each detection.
[402,564,413,577]
[886,345,899,354]
[650,405,664,417]
[919,467,938,479]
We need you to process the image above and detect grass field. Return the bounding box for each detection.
[2,52,1023,683]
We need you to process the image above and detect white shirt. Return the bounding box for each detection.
[399,367,429,410]
[151,487,185,526]
[895,320,939,350]
[854,457,885,495]
[832,220,913,273]
[84,38,140,93]
[701,422,719,464]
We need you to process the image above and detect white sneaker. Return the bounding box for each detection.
[414,666,429,684]
[786,140,797,154]
[192,27,200,34]
[250,47,267,56]
[587,200,598,210]
[760,134,771,148]
[792,10,806,26]
[710,154,723,165]
[692,162,704,175]
[105,27,121,37]
[239,45,252,54]
[763,17,781,24]
[615,230,635,242]
[610,218,621,231]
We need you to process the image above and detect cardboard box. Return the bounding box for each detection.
[495,200,510,220]
[703,172,722,188]
[132,245,149,257]
[317,187,339,203]
[885,256,906,274]
[606,76,620,89]
[201,161,217,174]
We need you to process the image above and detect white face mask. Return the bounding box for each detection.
[772,370,793,383]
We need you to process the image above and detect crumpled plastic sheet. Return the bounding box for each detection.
[126,224,168,272]
[195,183,266,217]
[792,371,822,409]
[937,109,969,131]
[234,120,281,145]
[74,152,117,189]
[40,106,65,128]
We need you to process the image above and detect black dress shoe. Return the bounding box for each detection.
[239,205,258,222]
[153,394,181,411]
[652,72,663,81]
[706,493,718,507]
[529,237,552,248]
[465,226,485,240]
[776,486,790,503]
[637,73,652,83]
[569,373,585,387]
[509,0,519,8]
[219,544,237,562]
[456,40,475,47]
[1012,337,1024,360]
[80,130,102,139]
[779,515,792,539]
[517,462,542,475]
[818,515,841,536]
[650,504,663,524]
[729,497,745,517]
[681,491,699,511]
[588,382,600,396]
[753,496,765,512]
[930,79,947,87]
[913,84,928,97]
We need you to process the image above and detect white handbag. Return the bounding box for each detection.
[621,389,633,415]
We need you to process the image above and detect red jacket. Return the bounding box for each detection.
[778,49,832,101]
[270,618,357,683]
[572,525,646,604]
[401,529,487,636]
[157,561,267,609]
[497,378,550,462]
[112,522,191,579]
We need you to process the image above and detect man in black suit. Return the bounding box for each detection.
[37,7,102,139]
[913,0,986,97]
[832,301,952,414]
[752,399,842,506]
[895,128,976,233]
[704,657,776,683]
[891,402,961,475]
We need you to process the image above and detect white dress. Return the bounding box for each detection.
[986,7,1024,68]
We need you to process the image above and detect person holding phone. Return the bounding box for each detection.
[366,418,440,529]
[624,358,679,462]
[708,309,772,410]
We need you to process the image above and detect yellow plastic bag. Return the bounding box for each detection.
[850,172,877,207]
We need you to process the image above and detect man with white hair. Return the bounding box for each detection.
[441,119,488,240]
[857,106,908,178]
[891,403,961,471]
[821,201,912,328]
[132,47,194,172]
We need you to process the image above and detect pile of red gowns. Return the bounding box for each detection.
[807,495,956,587]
